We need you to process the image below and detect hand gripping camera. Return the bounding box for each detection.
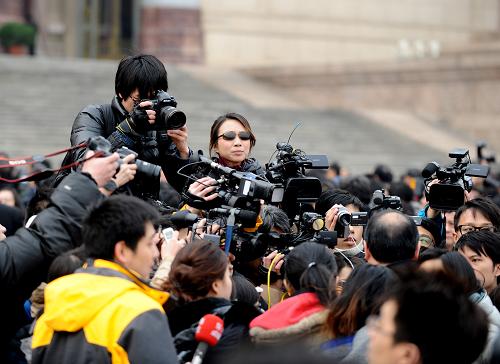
[142,90,186,131]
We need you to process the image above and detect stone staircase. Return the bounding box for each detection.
[0,55,457,177]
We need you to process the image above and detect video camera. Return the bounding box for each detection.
[266,142,328,217]
[422,148,489,210]
[141,90,186,131]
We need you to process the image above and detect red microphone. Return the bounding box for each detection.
[192,314,224,364]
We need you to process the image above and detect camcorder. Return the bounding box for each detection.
[265,142,329,218]
[141,90,186,131]
[422,148,489,211]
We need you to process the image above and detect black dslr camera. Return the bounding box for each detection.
[143,90,186,131]
[422,148,489,211]
[88,136,161,181]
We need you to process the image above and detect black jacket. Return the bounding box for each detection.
[167,297,260,364]
[59,96,189,193]
[0,173,104,360]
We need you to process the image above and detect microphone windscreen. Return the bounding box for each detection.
[170,210,199,229]
[422,162,440,179]
[195,314,224,347]
[237,209,258,227]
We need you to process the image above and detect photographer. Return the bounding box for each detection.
[60,54,191,194]
[0,151,120,361]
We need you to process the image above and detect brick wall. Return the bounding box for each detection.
[140,6,203,64]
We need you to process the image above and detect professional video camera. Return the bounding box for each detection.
[265,142,329,217]
[186,153,284,214]
[422,148,489,211]
[142,90,186,131]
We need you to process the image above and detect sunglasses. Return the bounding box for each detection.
[217,130,251,141]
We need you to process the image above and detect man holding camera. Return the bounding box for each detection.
[61,54,190,195]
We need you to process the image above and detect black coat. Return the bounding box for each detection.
[59,96,189,193]
[167,297,260,364]
[0,173,104,361]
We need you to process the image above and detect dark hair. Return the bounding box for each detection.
[364,210,418,264]
[259,205,291,233]
[339,175,373,206]
[284,242,338,306]
[315,189,367,216]
[388,271,488,364]
[455,230,500,265]
[231,272,260,306]
[374,164,393,184]
[47,248,85,282]
[326,264,397,338]
[115,54,168,101]
[418,247,447,263]
[209,113,256,158]
[83,195,159,260]
[25,185,53,224]
[167,240,228,303]
[440,252,481,295]
[454,197,500,231]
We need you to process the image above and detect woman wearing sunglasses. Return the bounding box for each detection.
[208,112,264,175]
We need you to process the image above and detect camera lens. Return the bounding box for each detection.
[337,207,352,226]
[135,159,161,180]
[159,106,186,130]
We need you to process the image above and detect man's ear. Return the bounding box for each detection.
[453,231,459,244]
[394,342,421,364]
[364,241,372,261]
[494,263,500,278]
[114,241,128,265]
[413,241,421,261]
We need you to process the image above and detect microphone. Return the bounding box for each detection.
[422,162,440,178]
[210,207,258,227]
[192,314,224,364]
[170,210,199,229]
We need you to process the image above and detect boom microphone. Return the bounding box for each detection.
[192,314,224,364]
[422,161,440,179]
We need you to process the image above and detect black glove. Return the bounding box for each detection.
[117,105,150,136]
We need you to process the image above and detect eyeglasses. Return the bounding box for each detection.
[418,235,434,248]
[217,131,251,141]
[366,315,394,337]
[458,225,496,235]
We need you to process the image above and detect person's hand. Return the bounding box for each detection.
[81,150,119,187]
[262,250,285,273]
[325,204,344,231]
[0,224,6,241]
[160,229,189,260]
[129,101,156,132]
[167,126,189,159]
[113,153,137,187]
[188,177,218,201]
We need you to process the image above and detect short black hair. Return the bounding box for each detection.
[454,197,500,231]
[83,195,159,260]
[315,189,367,216]
[454,230,500,265]
[259,205,291,233]
[387,271,488,364]
[364,210,418,264]
[115,54,169,101]
[339,175,373,206]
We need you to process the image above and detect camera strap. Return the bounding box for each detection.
[0,142,93,183]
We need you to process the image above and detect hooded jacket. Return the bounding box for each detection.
[32,259,178,364]
[249,292,329,345]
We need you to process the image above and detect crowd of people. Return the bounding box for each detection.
[1,54,500,364]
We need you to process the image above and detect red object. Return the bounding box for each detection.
[250,292,324,330]
[195,314,224,347]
